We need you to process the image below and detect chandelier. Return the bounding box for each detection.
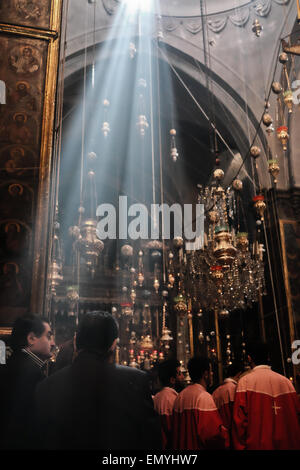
[187,170,266,315]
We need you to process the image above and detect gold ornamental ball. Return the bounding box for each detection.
[250,146,261,159]
[232,179,243,191]
[271,82,282,94]
[103,99,110,107]
[173,237,184,248]
[121,244,133,257]
[262,113,273,126]
[213,168,224,181]
[279,52,288,64]
[170,129,176,136]
[219,309,229,318]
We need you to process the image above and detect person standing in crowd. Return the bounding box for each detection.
[1,314,55,449]
[153,358,184,449]
[35,311,161,450]
[232,342,300,450]
[173,356,228,450]
[212,362,243,444]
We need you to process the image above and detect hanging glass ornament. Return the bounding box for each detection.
[268,159,280,184]
[279,52,288,64]
[121,244,133,257]
[213,168,224,181]
[232,179,243,191]
[271,82,282,94]
[262,113,273,126]
[252,19,262,37]
[250,146,261,159]
[276,125,289,151]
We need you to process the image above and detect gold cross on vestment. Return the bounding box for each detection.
[272,402,281,415]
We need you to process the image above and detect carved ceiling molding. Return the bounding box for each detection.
[101,0,290,35]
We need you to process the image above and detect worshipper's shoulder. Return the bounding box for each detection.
[114,363,150,388]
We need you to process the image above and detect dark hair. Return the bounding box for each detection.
[247,341,270,365]
[157,359,180,387]
[76,311,118,354]
[10,314,48,351]
[226,361,244,378]
[188,356,210,382]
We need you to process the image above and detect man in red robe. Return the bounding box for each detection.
[212,362,243,437]
[153,359,183,449]
[232,342,300,450]
[172,356,228,450]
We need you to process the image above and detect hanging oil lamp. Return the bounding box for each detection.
[253,195,266,220]
[283,90,293,113]
[174,293,188,317]
[213,226,237,265]
[236,232,249,252]
[268,159,280,184]
[276,125,289,151]
[76,219,104,270]
[210,265,223,284]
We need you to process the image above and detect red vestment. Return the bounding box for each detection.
[172,383,228,450]
[232,365,300,450]
[213,378,237,431]
[153,387,177,449]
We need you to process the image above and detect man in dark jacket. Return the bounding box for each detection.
[1,314,55,449]
[35,311,162,450]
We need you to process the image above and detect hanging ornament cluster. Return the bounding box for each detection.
[170,128,179,162]
[101,99,110,137]
[137,78,149,137]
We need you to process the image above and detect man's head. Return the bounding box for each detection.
[76,311,119,356]
[247,341,270,367]
[226,361,244,380]
[10,314,54,360]
[188,356,211,387]
[157,358,183,388]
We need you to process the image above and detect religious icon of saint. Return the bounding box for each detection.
[7,112,33,144]
[9,45,40,74]
[8,81,37,111]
